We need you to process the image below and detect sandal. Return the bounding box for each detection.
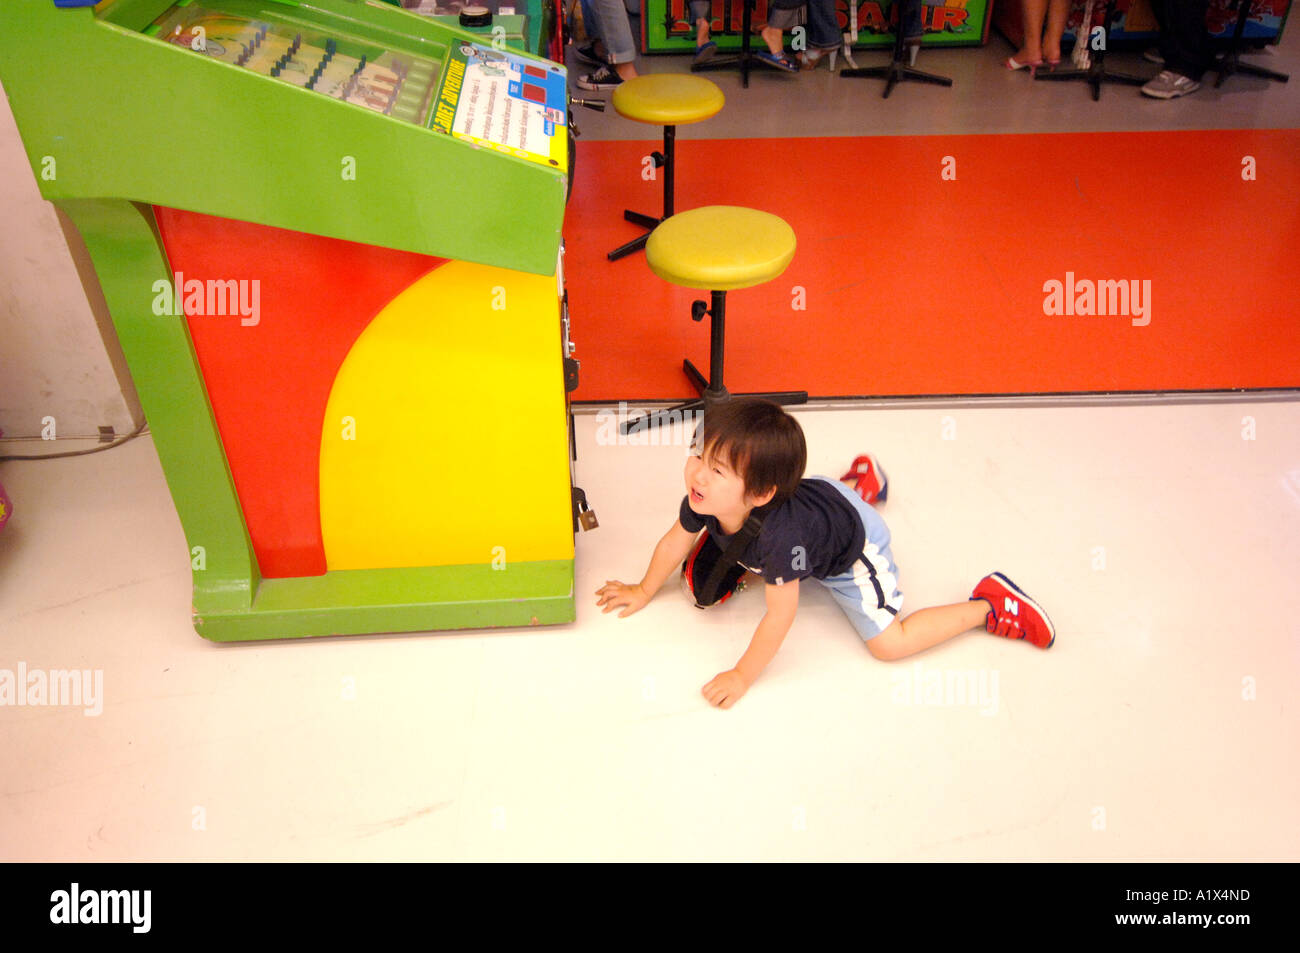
[798,48,836,71]
[755,50,798,73]
[693,41,717,66]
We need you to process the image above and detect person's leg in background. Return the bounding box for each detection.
[1143,0,1211,97]
[625,0,643,58]
[1008,0,1047,70]
[576,0,640,89]
[575,0,611,65]
[900,0,924,62]
[758,1,803,69]
[1041,0,1069,66]
[689,0,717,64]
[1166,0,1213,80]
[799,0,841,69]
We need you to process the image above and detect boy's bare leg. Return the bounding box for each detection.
[869,599,991,660]
[696,19,710,45]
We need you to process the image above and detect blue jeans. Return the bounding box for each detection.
[586,0,638,64]
[807,0,839,51]
[1149,0,1212,80]
[900,0,923,40]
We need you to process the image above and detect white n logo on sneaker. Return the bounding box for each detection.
[1004,596,1019,615]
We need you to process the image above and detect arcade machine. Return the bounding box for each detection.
[0,0,587,640]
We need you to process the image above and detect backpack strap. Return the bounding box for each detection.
[695,512,765,607]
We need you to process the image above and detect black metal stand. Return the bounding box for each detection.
[608,124,674,261]
[1215,0,1289,87]
[839,7,951,98]
[691,0,760,89]
[620,290,807,435]
[1034,0,1146,100]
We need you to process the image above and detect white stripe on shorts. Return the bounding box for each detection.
[848,542,903,633]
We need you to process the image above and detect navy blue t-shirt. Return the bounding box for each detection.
[678,478,866,585]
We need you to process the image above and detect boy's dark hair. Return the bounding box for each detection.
[695,398,807,510]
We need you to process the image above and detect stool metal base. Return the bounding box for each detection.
[1215,58,1290,86]
[608,125,675,261]
[840,31,951,98]
[608,210,662,261]
[1034,63,1146,101]
[1214,0,1289,88]
[840,60,953,98]
[619,288,808,435]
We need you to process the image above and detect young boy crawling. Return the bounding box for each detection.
[595,398,1055,709]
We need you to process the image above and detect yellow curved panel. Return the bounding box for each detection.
[320,261,573,571]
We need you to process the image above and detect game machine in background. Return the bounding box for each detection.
[388,0,565,60]
[0,0,589,641]
[640,0,993,54]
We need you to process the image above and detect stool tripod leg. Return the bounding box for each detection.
[683,359,709,394]
[1218,62,1289,84]
[1214,0,1290,87]
[623,211,661,229]
[619,398,707,435]
[608,232,651,261]
[737,389,808,407]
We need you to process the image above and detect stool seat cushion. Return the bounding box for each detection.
[646,206,797,291]
[612,74,725,126]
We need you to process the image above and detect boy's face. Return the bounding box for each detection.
[685,440,769,520]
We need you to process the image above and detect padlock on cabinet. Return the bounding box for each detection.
[572,486,599,532]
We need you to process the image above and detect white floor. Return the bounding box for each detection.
[2,397,1297,861]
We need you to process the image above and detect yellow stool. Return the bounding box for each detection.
[622,206,807,434]
[607,74,724,262]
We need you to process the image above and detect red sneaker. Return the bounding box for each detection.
[840,454,888,505]
[970,573,1055,648]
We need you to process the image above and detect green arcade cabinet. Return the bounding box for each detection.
[0,0,582,641]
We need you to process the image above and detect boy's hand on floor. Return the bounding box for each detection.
[702,669,749,709]
[595,580,650,617]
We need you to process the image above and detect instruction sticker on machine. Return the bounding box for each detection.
[432,42,567,169]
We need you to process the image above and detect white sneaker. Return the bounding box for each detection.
[1141,70,1200,99]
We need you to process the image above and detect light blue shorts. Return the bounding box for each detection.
[809,476,904,641]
